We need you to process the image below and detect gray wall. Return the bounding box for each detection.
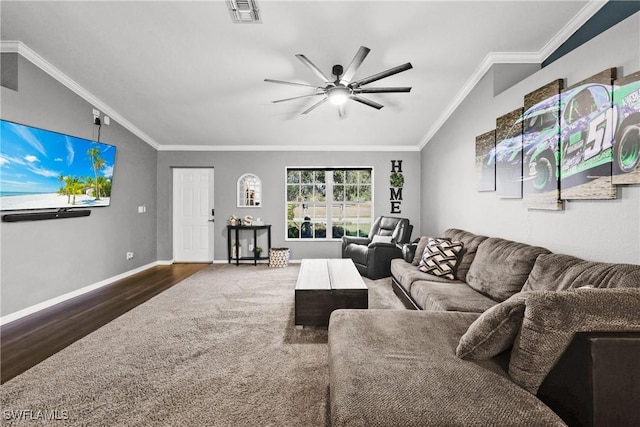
[421,13,640,264]
[1,55,158,315]
[157,151,420,261]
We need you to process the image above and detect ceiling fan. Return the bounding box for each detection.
[265,46,412,117]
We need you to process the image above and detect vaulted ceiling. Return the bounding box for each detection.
[1,1,601,151]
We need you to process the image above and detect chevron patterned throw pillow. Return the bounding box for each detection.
[417,238,464,280]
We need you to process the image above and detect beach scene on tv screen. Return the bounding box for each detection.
[0,120,116,211]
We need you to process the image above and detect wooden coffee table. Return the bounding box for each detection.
[295,259,368,327]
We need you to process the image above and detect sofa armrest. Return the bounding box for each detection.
[341,236,371,254]
[401,242,418,263]
[366,243,403,279]
[537,331,640,427]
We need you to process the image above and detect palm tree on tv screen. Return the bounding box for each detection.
[87,147,105,200]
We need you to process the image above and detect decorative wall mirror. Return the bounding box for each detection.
[237,173,261,207]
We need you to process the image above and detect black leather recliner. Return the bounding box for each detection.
[342,216,413,280]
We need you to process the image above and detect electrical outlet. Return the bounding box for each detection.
[92,108,100,118]
[104,116,111,125]
[126,252,134,260]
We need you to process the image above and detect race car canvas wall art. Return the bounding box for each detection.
[475,129,496,192]
[480,67,640,208]
[612,71,640,185]
[559,68,617,200]
[521,79,564,210]
[494,107,523,199]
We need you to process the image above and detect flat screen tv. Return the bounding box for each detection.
[0,119,117,211]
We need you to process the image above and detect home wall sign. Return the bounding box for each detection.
[475,65,640,211]
[390,160,404,214]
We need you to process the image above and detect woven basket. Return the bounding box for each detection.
[268,248,290,268]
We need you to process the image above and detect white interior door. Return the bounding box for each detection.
[173,168,214,262]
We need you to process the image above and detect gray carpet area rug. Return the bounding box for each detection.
[1,263,405,426]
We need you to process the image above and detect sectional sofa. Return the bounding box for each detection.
[328,229,640,426]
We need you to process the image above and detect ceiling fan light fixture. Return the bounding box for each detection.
[328,86,350,105]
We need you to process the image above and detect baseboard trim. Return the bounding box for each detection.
[0,261,168,326]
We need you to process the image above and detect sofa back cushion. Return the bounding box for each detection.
[466,237,551,302]
[509,288,640,394]
[441,229,489,282]
[522,253,640,291]
[411,236,431,265]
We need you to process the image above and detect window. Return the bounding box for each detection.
[286,168,373,240]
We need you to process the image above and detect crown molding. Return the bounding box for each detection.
[157,144,420,152]
[538,0,608,61]
[1,40,161,150]
[417,0,607,151]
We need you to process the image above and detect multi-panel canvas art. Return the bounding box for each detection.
[475,130,496,192]
[559,68,617,200]
[495,108,523,199]
[611,71,640,185]
[477,65,640,209]
[522,79,564,210]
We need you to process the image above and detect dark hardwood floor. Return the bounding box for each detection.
[1,263,210,384]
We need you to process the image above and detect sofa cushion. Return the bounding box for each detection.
[509,288,640,394]
[441,229,489,282]
[466,237,551,302]
[391,258,430,293]
[417,238,464,280]
[522,253,640,291]
[456,292,531,360]
[328,309,566,427]
[410,280,497,312]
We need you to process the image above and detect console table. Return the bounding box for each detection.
[227,224,271,265]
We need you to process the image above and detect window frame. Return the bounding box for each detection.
[284,166,374,242]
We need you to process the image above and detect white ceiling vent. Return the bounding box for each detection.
[227,0,261,23]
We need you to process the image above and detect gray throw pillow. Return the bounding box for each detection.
[456,292,530,360]
[509,288,640,394]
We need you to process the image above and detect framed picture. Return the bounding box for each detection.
[522,79,564,210]
[611,71,640,185]
[495,108,524,199]
[559,68,617,200]
[475,130,496,192]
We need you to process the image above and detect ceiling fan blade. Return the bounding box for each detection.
[301,97,328,114]
[353,87,412,94]
[272,93,325,103]
[338,103,346,118]
[264,78,321,89]
[350,95,384,110]
[295,54,333,83]
[340,46,371,85]
[350,62,413,88]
